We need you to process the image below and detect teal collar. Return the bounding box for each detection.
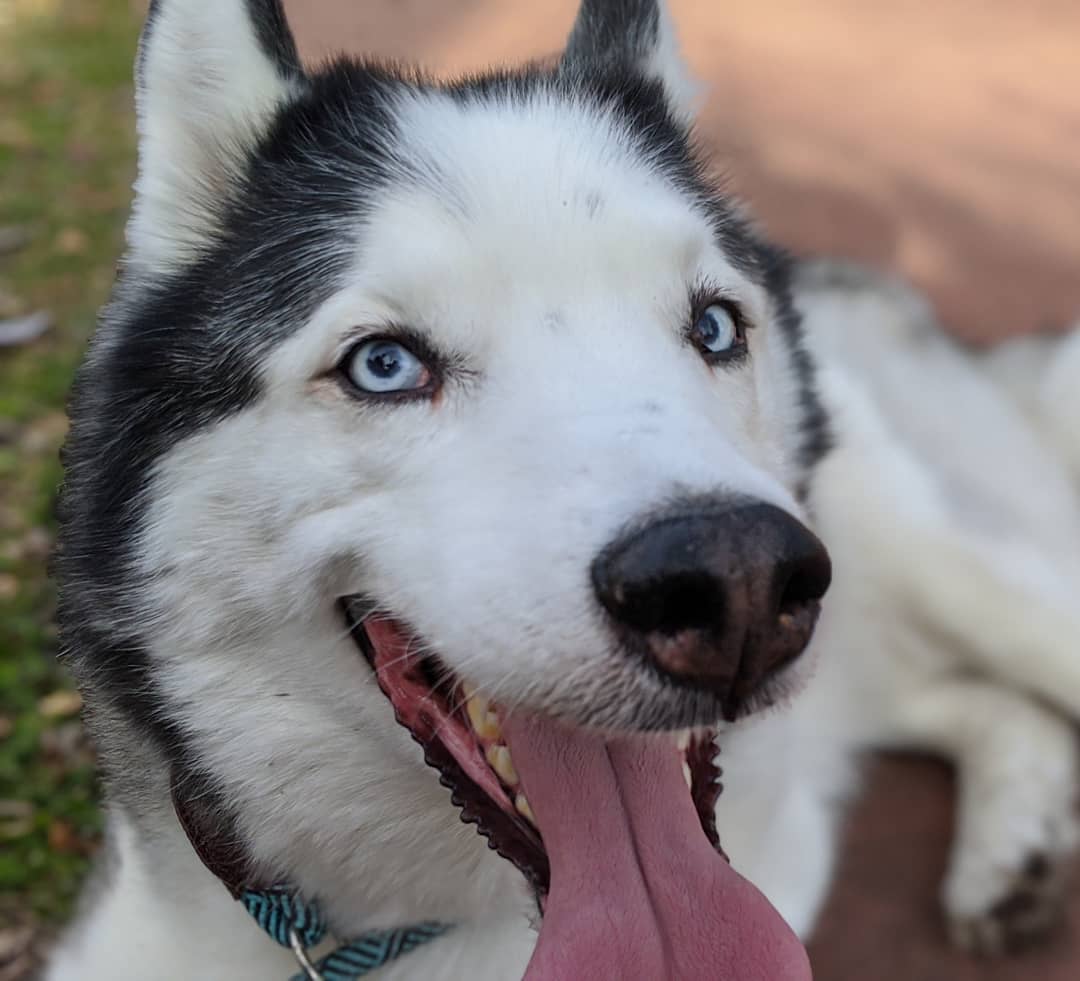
[241,887,453,980]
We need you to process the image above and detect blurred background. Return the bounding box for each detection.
[0,0,1076,978]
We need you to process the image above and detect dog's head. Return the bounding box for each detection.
[60,0,829,974]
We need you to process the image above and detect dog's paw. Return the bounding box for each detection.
[947,850,1070,955]
[944,789,1079,956]
[938,689,1080,956]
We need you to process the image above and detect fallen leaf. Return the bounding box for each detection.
[0,311,51,348]
[47,820,79,853]
[20,527,53,562]
[0,716,12,740]
[0,574,17,601]
[19,411,68,453]
[0,527,50,563]
[38,689,82,719]
[54,227,89,256]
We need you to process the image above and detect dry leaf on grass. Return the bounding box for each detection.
[38,690,82,720]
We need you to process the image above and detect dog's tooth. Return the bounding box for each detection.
[466,694,502,740]
[676,731,691,752]
[682,760,693,789]
[466,694,487,733]
[486,745,519,786]
[515,793,537,827]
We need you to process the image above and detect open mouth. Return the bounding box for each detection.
[343,599,722,899]
[342,598,811,979]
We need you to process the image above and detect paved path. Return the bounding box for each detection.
[284,3,1080,978]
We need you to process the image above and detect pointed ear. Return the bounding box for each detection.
[129,0,305,270]
[561,0,700,120]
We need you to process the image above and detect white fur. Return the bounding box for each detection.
[128,0,299,271]
[978,323,1080,489]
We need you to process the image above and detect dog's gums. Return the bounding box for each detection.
[344,600,723,899]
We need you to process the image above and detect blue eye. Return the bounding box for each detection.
[343,338,433,395]
[692,303,743,359]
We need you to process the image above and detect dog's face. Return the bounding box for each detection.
[60,0,829,970]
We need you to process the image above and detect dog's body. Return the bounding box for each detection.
[774,264,1080,952]
[978,325,1080,489]
[48,1,1080,978]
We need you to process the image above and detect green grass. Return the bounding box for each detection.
[0,0,139,928]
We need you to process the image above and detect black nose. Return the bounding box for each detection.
[591,501,831,719]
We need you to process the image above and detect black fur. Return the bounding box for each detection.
[564,0,661,73]
[244,0,303,81]
[59,62,407,770]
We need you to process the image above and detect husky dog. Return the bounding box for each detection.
[49,1,840,978]
[47,0,1080,974]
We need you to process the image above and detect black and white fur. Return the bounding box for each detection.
[48,0,1080,976]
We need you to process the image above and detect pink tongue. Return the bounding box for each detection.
[503,714,811,981]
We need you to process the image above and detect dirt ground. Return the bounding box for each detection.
[284,2,1080,978]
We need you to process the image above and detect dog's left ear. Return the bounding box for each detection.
[128,0,305,271]
[561,0,699,120]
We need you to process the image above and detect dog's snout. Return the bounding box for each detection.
[591,502,832,718]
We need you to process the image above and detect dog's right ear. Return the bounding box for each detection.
[129,0,305,271]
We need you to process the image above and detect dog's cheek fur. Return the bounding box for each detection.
[134,408,538,928]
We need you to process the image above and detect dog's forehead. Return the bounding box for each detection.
[382,89,705,266]
[392,87,694,224]
[337,84,755,330]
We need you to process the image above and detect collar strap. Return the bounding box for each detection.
[171,774,452,978]
[242,887,452,980]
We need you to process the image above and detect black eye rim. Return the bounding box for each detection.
[688,295,749,366]
[334,328,444,403]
